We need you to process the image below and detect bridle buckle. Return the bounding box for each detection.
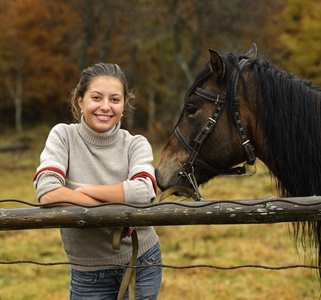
[208,117,216,124]
[178,162,203,201]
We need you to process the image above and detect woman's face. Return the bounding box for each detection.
[78,76,125,133]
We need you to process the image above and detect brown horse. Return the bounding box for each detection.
[156,44,321,273]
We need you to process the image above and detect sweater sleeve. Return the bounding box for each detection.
[123,135,157,203]
[33,124,69,200]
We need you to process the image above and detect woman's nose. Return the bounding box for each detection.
[100,99,110,111]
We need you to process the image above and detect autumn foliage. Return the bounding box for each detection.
[0,0,320,139]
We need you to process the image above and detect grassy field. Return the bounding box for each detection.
[0,125,320,299]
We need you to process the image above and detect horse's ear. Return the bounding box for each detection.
[245,43,257,61]
[209,49,225,81]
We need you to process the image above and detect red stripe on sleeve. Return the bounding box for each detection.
[131,172,157,195]
[33,167,66,182]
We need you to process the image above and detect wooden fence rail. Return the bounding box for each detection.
[1,196,321,230]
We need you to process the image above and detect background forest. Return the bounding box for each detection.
[0,0,321,142]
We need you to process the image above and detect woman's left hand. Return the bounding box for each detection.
[122,227,137,238]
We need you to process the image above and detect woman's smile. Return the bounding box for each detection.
[95,114,113,121]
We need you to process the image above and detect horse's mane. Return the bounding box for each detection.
[189,53,321,198]
[250,57,321,198]
[244,55,321,272]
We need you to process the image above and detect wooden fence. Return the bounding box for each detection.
[1,196,321,230]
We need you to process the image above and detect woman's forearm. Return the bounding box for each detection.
[75,182,125,203]
[39,187,104,206]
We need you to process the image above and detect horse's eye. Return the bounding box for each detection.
[186,105,198,116]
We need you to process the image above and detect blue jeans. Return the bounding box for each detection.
[69,242,162,300]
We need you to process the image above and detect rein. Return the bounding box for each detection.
[175,59,257,200]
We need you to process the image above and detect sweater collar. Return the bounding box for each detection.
[78,115,120,147]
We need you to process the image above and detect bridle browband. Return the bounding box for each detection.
[175,58,257,200]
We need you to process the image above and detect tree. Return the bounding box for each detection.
[0,0,79,130]
[0,0,26,133]
[75,0,113,71]
[271,0,321,85]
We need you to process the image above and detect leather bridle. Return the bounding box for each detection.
[175,58,257,200]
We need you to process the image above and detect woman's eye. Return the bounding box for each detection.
[186,105,198,116]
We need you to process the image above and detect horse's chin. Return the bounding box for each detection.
[156,168,190,191]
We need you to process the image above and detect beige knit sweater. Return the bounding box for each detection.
[33,118,159,271]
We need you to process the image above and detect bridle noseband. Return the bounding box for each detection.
[175,59,257,200]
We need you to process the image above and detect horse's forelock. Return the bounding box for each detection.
[185,62,213,100]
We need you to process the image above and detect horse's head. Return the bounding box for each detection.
[156,44,264,192]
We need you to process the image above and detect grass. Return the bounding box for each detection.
[0,125,320,299]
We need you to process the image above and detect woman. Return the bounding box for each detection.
[33,63,162,299]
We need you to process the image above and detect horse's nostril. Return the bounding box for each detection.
[155,168,164,191]
[155,168,159,182]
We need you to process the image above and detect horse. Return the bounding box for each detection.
[155,44,321,276]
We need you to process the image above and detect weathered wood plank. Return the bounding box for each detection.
[1,197,321,230]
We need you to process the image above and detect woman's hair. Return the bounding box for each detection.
[70,62,135,122]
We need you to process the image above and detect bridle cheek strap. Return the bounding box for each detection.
[234,103,256,165]
[186,102,225,168]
